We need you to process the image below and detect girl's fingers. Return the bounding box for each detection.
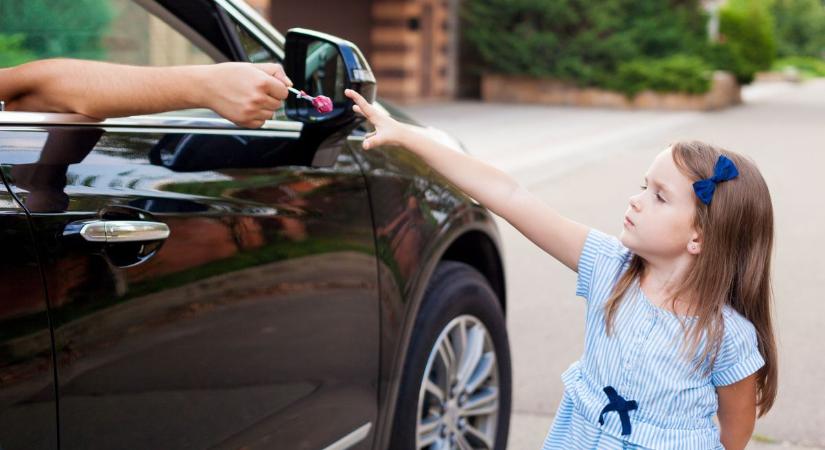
[363,137,375,150]
[363,133,388,150]
[345,89,373,118]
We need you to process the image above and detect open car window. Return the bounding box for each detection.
[0,0,296,124]
[0,0,228,121]
[0,0,224,68]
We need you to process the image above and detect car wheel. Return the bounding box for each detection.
[390,261,511,450]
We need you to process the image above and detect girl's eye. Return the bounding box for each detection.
[639,184,647,190]
[656,193,666,202]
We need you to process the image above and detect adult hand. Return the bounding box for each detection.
[203,62,292,128]
[345,88,407,150]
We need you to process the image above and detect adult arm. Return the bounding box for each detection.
[0,58,291,128]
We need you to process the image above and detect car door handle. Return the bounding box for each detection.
[64,220,170,243]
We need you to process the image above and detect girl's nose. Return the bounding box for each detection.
[629,193,642,211]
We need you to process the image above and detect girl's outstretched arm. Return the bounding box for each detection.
[346,89,588,272]
[716,374,758,450]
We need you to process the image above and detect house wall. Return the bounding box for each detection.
[267,0,373,58]
[257,0,458,102]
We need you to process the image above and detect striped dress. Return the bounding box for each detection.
[541,229,765,450]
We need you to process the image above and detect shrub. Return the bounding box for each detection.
[771,0,825,58]
[772,56,825,77]
[711,0,777,84]
[461,0,709,89]
[609,55,713,97]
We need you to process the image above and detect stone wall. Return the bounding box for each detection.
[481,71,741,110]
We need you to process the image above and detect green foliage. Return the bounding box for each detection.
[0,0,113,62]
[772,55,825,77]
[0,34,37,68]
[462,0,710,90]
[608,55,712,97]
[771,0,825,58]
[712,0,777,84]
[462,0,806,93]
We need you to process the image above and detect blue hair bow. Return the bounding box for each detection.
[693,155,739,205]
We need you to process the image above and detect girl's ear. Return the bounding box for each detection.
[687,234,702,255]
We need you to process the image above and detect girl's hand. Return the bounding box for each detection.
[345,88,407,150]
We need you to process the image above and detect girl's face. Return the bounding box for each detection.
[620,147,700,260]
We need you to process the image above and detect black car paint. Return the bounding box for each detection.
[0,180,58,450]
[348,140,506,450]
[0,123,380,449]
[0,1,506,449]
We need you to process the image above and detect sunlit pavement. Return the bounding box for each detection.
[405,80,825,449]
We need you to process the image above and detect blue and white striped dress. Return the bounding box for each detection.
[541,229,765,450]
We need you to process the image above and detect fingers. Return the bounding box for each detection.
[252,63,290,101]
[263,76,289,101]
[237,110,275,128]
[238,119,265,129]
[363,136,377,150]
[345,89,373,119]
[256,63,292,87]
[258,96,282,111]
[255,109,276,121]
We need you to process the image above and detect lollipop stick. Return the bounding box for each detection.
[288,87,314,100]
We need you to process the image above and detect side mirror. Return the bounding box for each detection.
[284,28,376,125]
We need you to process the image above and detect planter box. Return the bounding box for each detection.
[481,71,741,111]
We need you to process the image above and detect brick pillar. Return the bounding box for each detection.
[371,0,457,102]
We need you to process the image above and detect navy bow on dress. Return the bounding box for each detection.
[598,385,638,436]
[692,155,739,205]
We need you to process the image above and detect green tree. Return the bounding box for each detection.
[0,0,112,64]
[771,0,825,58]
[0,34,37,68]
[711,0,777,84]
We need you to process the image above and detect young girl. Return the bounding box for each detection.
[344,89,776,450]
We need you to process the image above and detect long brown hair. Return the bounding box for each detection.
[603,140,777,417]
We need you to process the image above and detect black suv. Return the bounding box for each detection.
[0,1,510,449]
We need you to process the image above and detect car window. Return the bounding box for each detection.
[0,0,228,120]
[214,5,291,120]
[229,18,278,64]
[0,0,221,68]
[0,0,293,123]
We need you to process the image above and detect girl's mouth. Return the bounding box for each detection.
[623,216,635,227]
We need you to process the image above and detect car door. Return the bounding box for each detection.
[0,1,379,449]
[0,174,57,450]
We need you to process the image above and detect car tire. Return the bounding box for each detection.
[389,261,511,450]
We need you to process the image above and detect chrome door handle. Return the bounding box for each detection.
[66,220,170,243]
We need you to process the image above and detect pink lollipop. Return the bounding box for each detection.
[312,95,333,114]
[289,87,334,114]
